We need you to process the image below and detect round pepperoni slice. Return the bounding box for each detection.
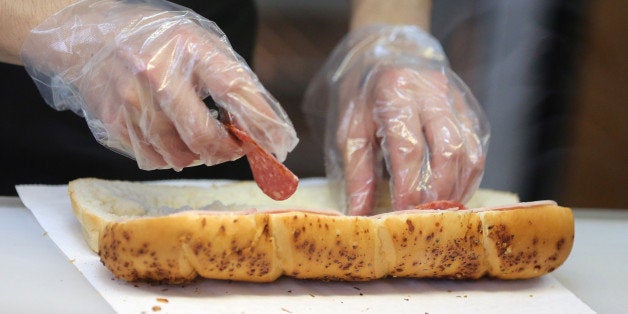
[227,124,299,201]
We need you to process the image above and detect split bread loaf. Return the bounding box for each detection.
[69,178,574,283]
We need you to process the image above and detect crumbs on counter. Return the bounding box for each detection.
[152,306,161,312]
[281,308,292,313]
[156,298,169,303]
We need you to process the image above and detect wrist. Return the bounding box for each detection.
[0,0,78,65]
[350,0,432,32]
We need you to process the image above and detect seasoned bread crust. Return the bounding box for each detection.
[70,179,574,283]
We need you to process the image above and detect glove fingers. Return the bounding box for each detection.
[372,69,426,210]
[112,30,244,167]
[195,47,295,161]
[105,107,168,170]
[337,74,379,215]
[155,78,244,165]
[78,63,169,170]
[106,64,200,170]
[338,103,378,215]
[141,109,200,171]
[418,72,466,202]
[448,80,486,202]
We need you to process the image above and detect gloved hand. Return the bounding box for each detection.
[20,0,297,170]
[303,25,489,215]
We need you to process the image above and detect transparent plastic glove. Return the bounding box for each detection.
[303,25,489,215]
[20,0,297,170]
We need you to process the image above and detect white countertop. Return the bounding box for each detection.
[0,196,625,313]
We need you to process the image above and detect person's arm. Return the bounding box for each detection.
[350,0,431,32]
[0,1,77,65]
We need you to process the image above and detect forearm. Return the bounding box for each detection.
[0,0,77,65]
[350,0,432,32]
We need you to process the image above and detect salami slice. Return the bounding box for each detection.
[227,124,298,201]
[414,200,466,210]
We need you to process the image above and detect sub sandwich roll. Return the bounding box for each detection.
[480,203,574,279]
[100,213,282,283]
[272,212,386,281]
[381,211,486,279]
[70,178,574,283]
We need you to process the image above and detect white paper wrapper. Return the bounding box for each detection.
[16,181,593,314]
